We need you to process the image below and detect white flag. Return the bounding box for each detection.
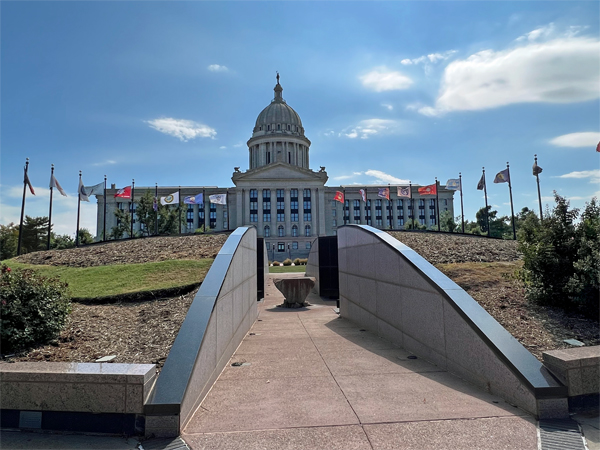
[50,174,67,196]
[160,191,180,205]
[209,193,227,205]
[78,178,90,202]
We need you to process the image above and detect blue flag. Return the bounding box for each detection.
[445,179,461,191]
[184,193,203,205]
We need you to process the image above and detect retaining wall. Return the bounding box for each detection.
[144,226,259,437]
[337,224,567,419]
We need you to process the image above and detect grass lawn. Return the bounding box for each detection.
[4,259,213,299]
[269,265,307,273]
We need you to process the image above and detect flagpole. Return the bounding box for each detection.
[17,158,30,256]
[203,188,206,232]
[103,175,107,242]
[388,183,392,230]
[343,187,347,225]
[47,164,54,250]
[482,168,490,236]
[154,183,158,235]
[179,186,183,234]
[410,181,415,230]
[76,171,82,247]
[507,162,516,240]
[435,178,440,232]
[130,179,135,239]
[459,173,465,234]
[535,154,543,222]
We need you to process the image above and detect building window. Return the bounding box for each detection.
[267,125,271,131]
[277,124,281,130]
[267,152,271,164]
[292,225,298,237]
[264,225,270,237]
[306,242,311,249]
[303,189,311,222]
[210,203,217,229]
[386,201,393,227]
[278,242,285,252]
[365,199,372,225]
[277,189,285,222]
[287,124,291,130]
[375,199,382,226]
[305,224,311,237]
[290,189,299,222]
[332,208,336,217]
[288,153,291,163]
[292,241,298,250]
[332,218,337,227]
[198,203,205,224]
[278,225,285,237]
[353,199,361,224]
[187,205,194,232]
[250,189,258,222]
[263,189,271,222]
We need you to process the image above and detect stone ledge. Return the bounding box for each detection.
[543,346,600,398]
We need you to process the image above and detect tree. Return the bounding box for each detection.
[77,228,94,245]
[110,208,131,240]
[440,210,458,233]
[0,223,19,260]
[51,234,75,249]
[517,193,599,316]
[20,216,50,254]
[475,206,512,238]
[135,189,185,236]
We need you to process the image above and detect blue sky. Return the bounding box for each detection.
[2,1,599,236]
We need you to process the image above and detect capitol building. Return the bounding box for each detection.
[99,77,455,259]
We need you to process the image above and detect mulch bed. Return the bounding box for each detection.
[3,231,598,368]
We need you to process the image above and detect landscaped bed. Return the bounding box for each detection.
[2,231,598,369]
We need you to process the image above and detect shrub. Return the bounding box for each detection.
[517,193,599,317]
[299,258,308,265]
[282,258,292,266]
[0,264,71,353]
[272,261,280,266]
[293,258,301,265]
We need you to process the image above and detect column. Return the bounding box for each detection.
[236,189,243,227]
[299,187,305,240]
[193,204,199,229]
[311,188,317,237]
[284,188,291,236]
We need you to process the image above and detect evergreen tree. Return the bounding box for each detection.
[0,223,19,260]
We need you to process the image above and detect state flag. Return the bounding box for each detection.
[597,141,600,152]
[184,193,203,205]
[84,182,104,196]
[397,186,411,198]
[209,193,227,205]
[24,170,35,196]
[378,188,390,200]
[494,169,510,184]
[153,196,158,212]
[79,178,90,201]
[114,186,132,199]
[359,189,366,202]
[161,191,180,205]
[334,191,344,203]
[49,174,67,196]
[418,184,437,196]
[477,174,485,190]
[532,162,543,176]
[445,179,461,191]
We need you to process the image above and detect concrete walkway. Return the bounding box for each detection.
[181,273,538,450]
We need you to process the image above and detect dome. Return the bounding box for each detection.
[253,76,304,135]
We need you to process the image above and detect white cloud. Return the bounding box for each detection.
[92,160,116,166]
[146,118,216,141]
[323,130,335,137]
[341,119,405,140]
[333,175,354,180]
[401,50,457,65]
[550,132,600,148]
[233,143,243,148]
[516,23,555,42]
[208,64,228,72]
[557,169,600,183]
[381,103,393,111]
[219,146,227,149]
[360,68,413,91]
[417,36,600,116]
[364,170,409,185]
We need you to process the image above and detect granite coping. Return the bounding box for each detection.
[0,362,155,384]
[543,346,600,369]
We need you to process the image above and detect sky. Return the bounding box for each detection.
[1,1,599,236]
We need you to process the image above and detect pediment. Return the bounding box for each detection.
[232,163,328,186]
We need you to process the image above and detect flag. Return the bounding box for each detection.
[494,169,510,184]
[84,182,104,196]
[160,191,180,205]
[532,162,543,176]
[418,184,437,195]
[79,178,90,201]
[334,191,344,203]
[153,196,158,212]
[359,189,366,202]
[597,141,600,152]
[445,179,461,191]
[477,173,485,190]
[114,186,132,198]
[184,193,203,204]
[209,193,227,205]
[397,186,411,198]
[49,174,67,196]
[378,187,389,200]
[24,170,35,195]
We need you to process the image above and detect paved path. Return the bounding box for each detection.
[181,273,538,450]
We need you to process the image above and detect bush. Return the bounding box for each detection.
[0,264,71,353]
[282,258,292,266]
[299,258,308,265]
[517,193,599,317]
[293,258,301,265]
[272,261,280,266]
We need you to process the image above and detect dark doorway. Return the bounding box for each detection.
[318,236,339,299]
[257,237,265,301]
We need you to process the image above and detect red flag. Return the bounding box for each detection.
[24,170,35,195]
[334,191,344,203]
[596,141,600,152]
[114,186,131,199]
[418,183,437,196]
